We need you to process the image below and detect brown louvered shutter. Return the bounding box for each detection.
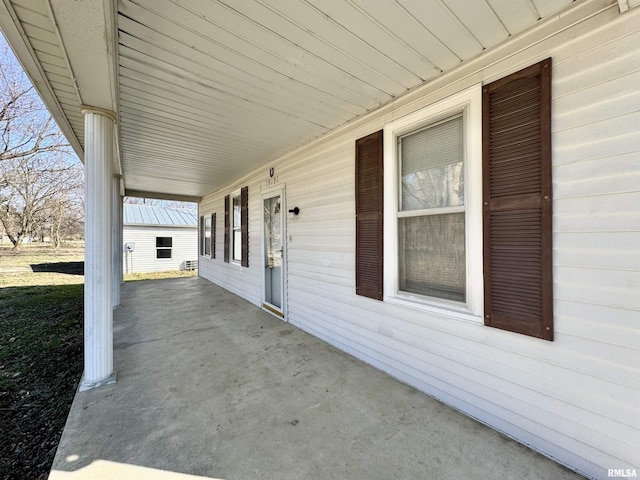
[199,216,204,256]
[483,58,553,340]
[240,186,249,267]
[355,130,383,300]
[224,196,230,263]
[211,213,216,259]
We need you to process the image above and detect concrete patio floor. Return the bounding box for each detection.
[49,277,584,480]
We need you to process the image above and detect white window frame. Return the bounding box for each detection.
[383,84,483,321]
[231,189,242,264]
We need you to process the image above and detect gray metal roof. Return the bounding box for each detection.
[123,204,197,227]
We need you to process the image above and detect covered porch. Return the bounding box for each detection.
[49,277,581,480]
[2,1,638,476]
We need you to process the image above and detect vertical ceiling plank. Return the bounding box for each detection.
[531,0,575,17]
[397,0,485,59]
[486,0,539,33]
[441,0,510,47]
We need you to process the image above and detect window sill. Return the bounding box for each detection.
[384,293,482,325]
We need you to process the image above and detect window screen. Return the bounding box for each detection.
[398,213,465,301]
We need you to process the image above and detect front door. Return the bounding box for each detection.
[263,191,285,318]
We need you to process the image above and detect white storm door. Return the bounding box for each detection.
[263,192,285,318]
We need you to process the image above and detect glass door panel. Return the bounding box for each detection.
[263,194,283,314]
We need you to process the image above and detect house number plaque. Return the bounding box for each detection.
[265,167,279,187]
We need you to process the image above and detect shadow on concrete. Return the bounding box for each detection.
[31,261,84,275]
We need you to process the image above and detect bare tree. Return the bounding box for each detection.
[0,153,82,248]
[0,35,82,249]
[1,41,69,162]
[49,185,84,247]
[124,196,197,212]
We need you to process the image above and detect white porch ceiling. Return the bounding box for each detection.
[1,0,584,199]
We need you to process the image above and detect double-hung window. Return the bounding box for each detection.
[384,85,483,317]
[204,216,211,256]
[398,115,465,302]
[156,237,172,259]
[232,194,242,262]
[224,186,249,267]
[357,59,553,340]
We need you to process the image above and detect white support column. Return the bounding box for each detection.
[79,107,116,392]
[112,176,122,308]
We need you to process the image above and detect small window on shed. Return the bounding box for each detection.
[156,237,172,259]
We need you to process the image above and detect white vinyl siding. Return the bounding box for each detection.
[123,226,197,273]
[198,6,640,479]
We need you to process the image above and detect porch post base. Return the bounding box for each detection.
[78,371,117,392]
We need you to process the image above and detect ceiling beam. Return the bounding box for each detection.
[124,190,202,204]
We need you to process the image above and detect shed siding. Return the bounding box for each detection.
[123,226,197,273]
[199,6,640,478]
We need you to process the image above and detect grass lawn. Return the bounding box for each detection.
[0,244,84,480]
[0,244,84,288]
[0,283,83,480]
[0,244,196,479]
